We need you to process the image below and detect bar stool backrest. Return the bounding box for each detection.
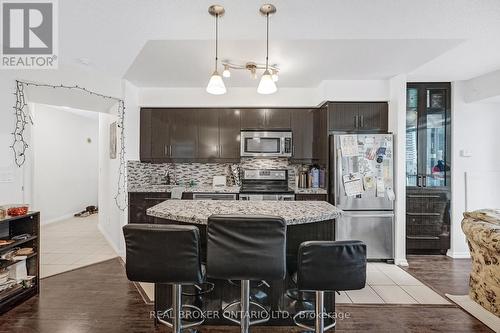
[297,240,367,292]
[207,214,287,281]
[123,224,203,284]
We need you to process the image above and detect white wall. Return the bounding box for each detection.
[31,104,99,224]
[449,81,500,258]
[389,74,408,266]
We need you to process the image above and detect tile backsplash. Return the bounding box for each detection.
[127,158,308,190]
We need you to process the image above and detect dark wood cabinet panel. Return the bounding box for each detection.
[295,193,328,201]
[328,103,358,131]
[170,109,197,159]
[219,109,241,160]
[266,109,291,129]
[128,192,171,224]
[291,109,314,161]
[313,106,328,167]
[139,109,152,161]
[150,109,171,159]
[197,109,219,159]
[328,102,388,132]
[358,103,388,131]
[241,109,266,129]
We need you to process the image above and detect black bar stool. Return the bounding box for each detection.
[123,224,205,333]
[207,215,287,333]
[294,240,367,333]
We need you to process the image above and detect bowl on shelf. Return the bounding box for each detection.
[4,205,29,217]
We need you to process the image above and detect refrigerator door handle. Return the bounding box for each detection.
[336,148,343,205]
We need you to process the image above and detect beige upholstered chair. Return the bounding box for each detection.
[462,209,500,317]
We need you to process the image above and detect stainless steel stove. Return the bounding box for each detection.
[239,169,295,201]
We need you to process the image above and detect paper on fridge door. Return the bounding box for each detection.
[343,173,364,196]
[376,177,385,197]
[386,187,396,201]
[340,135,358,157]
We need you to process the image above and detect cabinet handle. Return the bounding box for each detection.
[417,175,422,187]
[407,195,440,198]
[406,212,441,216]
[219,144,222,157]
[354,115,359,128]
[360,115,364,128]
[422,175,427,187]
[169,145,172,156]
[164,145,168,156]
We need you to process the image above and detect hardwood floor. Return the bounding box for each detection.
[0,256,492,333]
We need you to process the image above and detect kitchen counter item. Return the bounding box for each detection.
[212,176,226,187]
[5,205,29,217]
[147,200,342,226]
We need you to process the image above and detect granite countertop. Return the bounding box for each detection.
[128,185,241,193]
[147,200,342,225]
[129,184,327,195]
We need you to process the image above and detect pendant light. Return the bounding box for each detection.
[257,4,277,95]
[206,5,226,95]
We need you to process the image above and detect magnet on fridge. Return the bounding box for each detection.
[376,147,386,155]
[376,156,384,163]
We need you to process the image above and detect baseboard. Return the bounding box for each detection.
[395,258,409,266]
[446,250,471,259]
[41,213,76,225]
[97,223,122,256]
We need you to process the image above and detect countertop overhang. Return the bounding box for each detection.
[147,200,342,225]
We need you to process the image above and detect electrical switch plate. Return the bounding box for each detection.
[460,150,472,157]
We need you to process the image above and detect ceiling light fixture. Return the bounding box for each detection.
[206,5,226,95]
[206,4,279,95]
[222,64,231,78]
[257,4,277,94]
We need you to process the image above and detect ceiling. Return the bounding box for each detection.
[56,0,500,87]
[124,39,463,87]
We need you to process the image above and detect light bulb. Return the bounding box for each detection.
[257,70,277,94]
[222,66,231,78]
[206,71,226,95]
[272,70,279,82]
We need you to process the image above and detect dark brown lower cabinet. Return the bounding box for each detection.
[406,189,450,254]
[295,193,328,201]
[128,193,171,224]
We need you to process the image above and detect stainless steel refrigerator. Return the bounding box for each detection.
[330,134,395,261]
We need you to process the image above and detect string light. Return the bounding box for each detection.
[12,80,128,211]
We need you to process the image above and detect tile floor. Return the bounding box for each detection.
[338,262,450,304]
[40,214,118,278]
[138,262,450,305]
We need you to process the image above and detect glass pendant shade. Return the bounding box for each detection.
[222,67,231,78]
[206,71,226,95]
[257,70,277,94]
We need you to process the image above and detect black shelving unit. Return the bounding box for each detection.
[0,212,40,314]
[406,83,451,254]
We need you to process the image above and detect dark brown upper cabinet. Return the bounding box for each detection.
[141,108,240,163]
[291,108,314,162]
[197,109,220,159]
[328,102,388,132]
[218,109,241,160]
[240,108,291,129]
[139,109,152,161]
[170,109,197,159]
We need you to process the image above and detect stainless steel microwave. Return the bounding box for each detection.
[240,131,293,157]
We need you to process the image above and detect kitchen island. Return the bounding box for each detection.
[147,200,342,327]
